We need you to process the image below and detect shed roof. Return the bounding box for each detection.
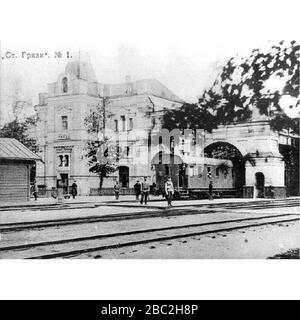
[0,138,40,161]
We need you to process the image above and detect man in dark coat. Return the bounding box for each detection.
[32,180,38,201]
[208,181,213,200]
[71,180,78,199]
[134,180,141,201]
[114,181,120,200]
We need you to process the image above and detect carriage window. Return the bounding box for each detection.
[165,165,169,176]
[158,151,162,164]
[189,166,194,176]
[216,168,220,177]
[114,119,119,132]
[170,136,175,153]
[159,136,162,145]
[207,166,211,173]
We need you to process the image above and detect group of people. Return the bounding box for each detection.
[114,176,175,206]
[33,177,214,205]
[31,180,78,201]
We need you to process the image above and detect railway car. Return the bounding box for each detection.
[152,153,234,199]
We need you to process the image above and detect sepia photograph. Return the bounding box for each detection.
[0,0,299,262]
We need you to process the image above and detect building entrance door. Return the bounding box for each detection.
[60,173,69,194]
[119,166,129,188]
[255,172,265,198]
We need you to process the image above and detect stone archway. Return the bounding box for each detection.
[204,141,245,195]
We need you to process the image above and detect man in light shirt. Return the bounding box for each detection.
[165,176,174,207]
[140,177,150,205]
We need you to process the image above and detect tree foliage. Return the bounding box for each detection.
[162,103,217,132]
[201,40,299,132]
[162,40,299,134]
[84,102,116,190]
[0,117,37,151]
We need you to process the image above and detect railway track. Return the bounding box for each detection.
[0,198,298,233]
[0,213,299,259]
[0,197,298,212]
[0,208,217,233]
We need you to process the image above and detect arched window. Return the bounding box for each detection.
[62,77,68,93]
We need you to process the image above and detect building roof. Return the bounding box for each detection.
[103,78,184,103]
[0,138,40,161]
[151,152,233,166]
[65,59,97,82]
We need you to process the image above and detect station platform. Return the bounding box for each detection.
[0,196,299,226]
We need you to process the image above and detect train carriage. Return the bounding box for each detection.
[152,153,234,199]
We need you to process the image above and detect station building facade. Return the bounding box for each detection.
[33,57,299,198]
[33,57,184,195]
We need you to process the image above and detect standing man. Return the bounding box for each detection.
[114,181,120,200]
[208,181,214,200]
[32,180,38,201]
[140,177,150,205]
[71,180,78,199]
[165,177,174,207]
[134,180,141,201]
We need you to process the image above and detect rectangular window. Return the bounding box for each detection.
[165,165,169,176]
[129,118,133,130]
[170,137,175,154]
[216,167,220,177]
[121,115,126,131]
[114,119,118,132]
[62,116,68,130]
[64,155,69,167]
[58,154,69,167]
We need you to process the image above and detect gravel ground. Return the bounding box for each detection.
[0,208,294,248]
[78,221,300,259]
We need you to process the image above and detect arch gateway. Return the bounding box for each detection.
[203,120,297,198]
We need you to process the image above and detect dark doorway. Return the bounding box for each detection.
[279,143,299,196]
[255,172,265,198]
[179,164,187,188]
[60,173,69,194]
[119,166,129,188]
[204,141,245,196]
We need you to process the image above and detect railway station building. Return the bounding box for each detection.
[32,56,299,198]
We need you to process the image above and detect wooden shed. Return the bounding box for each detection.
[0,138,40,202]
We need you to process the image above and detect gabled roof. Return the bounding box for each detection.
[103,78,184,103]
[0,138,40,161]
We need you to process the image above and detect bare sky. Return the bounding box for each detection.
[0,0,299,115]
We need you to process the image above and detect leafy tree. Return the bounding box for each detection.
[0,116,37,151]
[162,40,299,134]
[84,101,117,190]
[201,40,299,132]
[162,103,217,133]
